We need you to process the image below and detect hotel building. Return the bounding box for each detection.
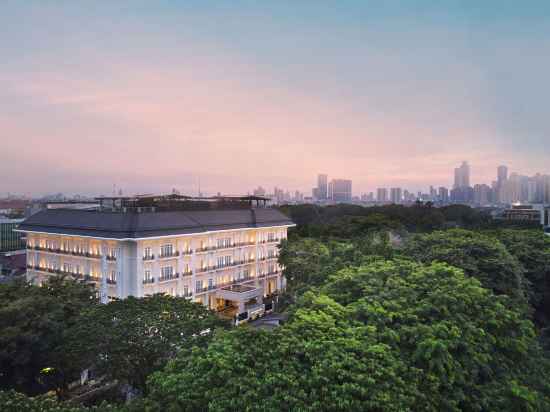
[17,195,295,321]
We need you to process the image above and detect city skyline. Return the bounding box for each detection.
[2,2,550,196]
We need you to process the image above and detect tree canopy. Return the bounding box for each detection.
[64,294,229,395]
[146,260,550,411]
[401,229,528,305]
[0,277,97,396]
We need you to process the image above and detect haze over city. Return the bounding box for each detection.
[2,1,550,196]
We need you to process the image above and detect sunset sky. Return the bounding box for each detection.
[2,1,550,197]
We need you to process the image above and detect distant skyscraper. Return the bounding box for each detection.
[473,184,492,206]
[438,187,449,203]
[497,165,508,185]
[330,179,352,202]
[317,174,328,200]
[454,161,470,188]
[390,187,402,204]
[377,188,388,203]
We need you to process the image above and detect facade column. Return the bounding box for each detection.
[176,239,183,296]
[153,241,160,294]
[190,238,196,300]
[116,245,125,297]
[136,242,144,297]
[101,243,109,298]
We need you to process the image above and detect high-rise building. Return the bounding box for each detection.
[438,187,449,203]
[390,188,402,204]
[454,161,470,188]
[497,165,508,185]
[473,184,492,206]
[17,195,294,322]
[317,174,328,200]
[329,179,352,202]
[377,188,388,203]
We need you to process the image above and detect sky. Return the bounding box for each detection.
[1,1,550,197]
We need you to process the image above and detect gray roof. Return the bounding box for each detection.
[17,208,294,239]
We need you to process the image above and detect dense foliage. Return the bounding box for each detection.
[146,260,550,411]
[0,390,118,412]
[0,277,97,396]
[64,294,228,395]
[401,229,527,302]
[278,203,494,238]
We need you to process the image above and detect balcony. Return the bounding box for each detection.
[106,255,117,262]
[259,238,281,244]
[195,284,217,294]
[143,255,155,261]
[159,272,180,282]
[27,266,115,284]
[159,251,180,260]
[28,246,102,260]
[143,277,155,284]
[181,271,193,277]
[257,256,278,262]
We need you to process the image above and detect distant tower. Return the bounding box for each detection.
[317,174,328,200]
[454,161,470,188]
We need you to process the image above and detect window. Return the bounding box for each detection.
[161,244,173,257]
[217,238,232,248]
[144,247,152,259]
[217,255,232,268]
[76,265,81,274]
[144,270,152,281]
[268,232,275,242]
[161,266,174,279]
[196,280,203,292]
[268,249,276,258]
[110,271,117,282]
[208,278,213,289]
[184,285,189,296]
[63,263,72,273]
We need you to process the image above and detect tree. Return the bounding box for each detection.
[146,300,415,412]
[401,229,528,305]
[147,260,550,411]
[0,390,119,412]
[320,260,550,411]
[64,294,228,395]
[0,277,98,396]
[490,229,550,350]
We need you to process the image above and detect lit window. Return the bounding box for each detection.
[161,244,173,257]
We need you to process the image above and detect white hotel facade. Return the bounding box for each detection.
[17,196,295,321]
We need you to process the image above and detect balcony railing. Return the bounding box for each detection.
[143,255,155,261]
[106,255,117,261]
[143,277,155,284]
[159,272,180,282]
[195,259,256,274]
[259,238,281,244]
[28,246,102,259]
[181,271,193,277]
[257,256,278,262]
[159,251,180,259]
[194,276,255,294]
[27,265,117,284]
